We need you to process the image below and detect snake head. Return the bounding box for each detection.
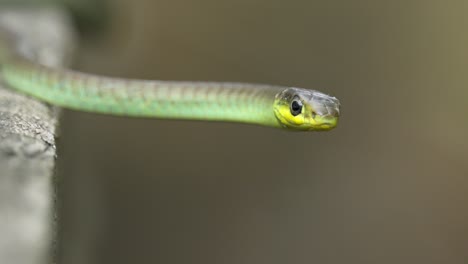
[273,87,340,131]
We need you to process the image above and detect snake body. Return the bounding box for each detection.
[0,28,340,131]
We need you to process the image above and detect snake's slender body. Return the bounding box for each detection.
[0,28,340,131]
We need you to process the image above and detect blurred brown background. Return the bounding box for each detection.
[57,0,468,263]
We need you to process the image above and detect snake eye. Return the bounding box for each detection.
[290,97,303,116]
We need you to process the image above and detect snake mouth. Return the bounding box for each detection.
[310,117,338,130]
[307,94,340,130]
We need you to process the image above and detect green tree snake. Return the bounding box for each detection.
[0,28,340,131]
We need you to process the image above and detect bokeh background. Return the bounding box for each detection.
[56,0,468,263]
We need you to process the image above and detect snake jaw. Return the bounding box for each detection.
[307,91,340,130]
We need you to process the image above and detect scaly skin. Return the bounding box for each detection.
[0,28,340,130]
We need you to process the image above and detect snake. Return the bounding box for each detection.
[0,28,340,131]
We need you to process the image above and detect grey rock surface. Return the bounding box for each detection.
[0,7,75,264]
